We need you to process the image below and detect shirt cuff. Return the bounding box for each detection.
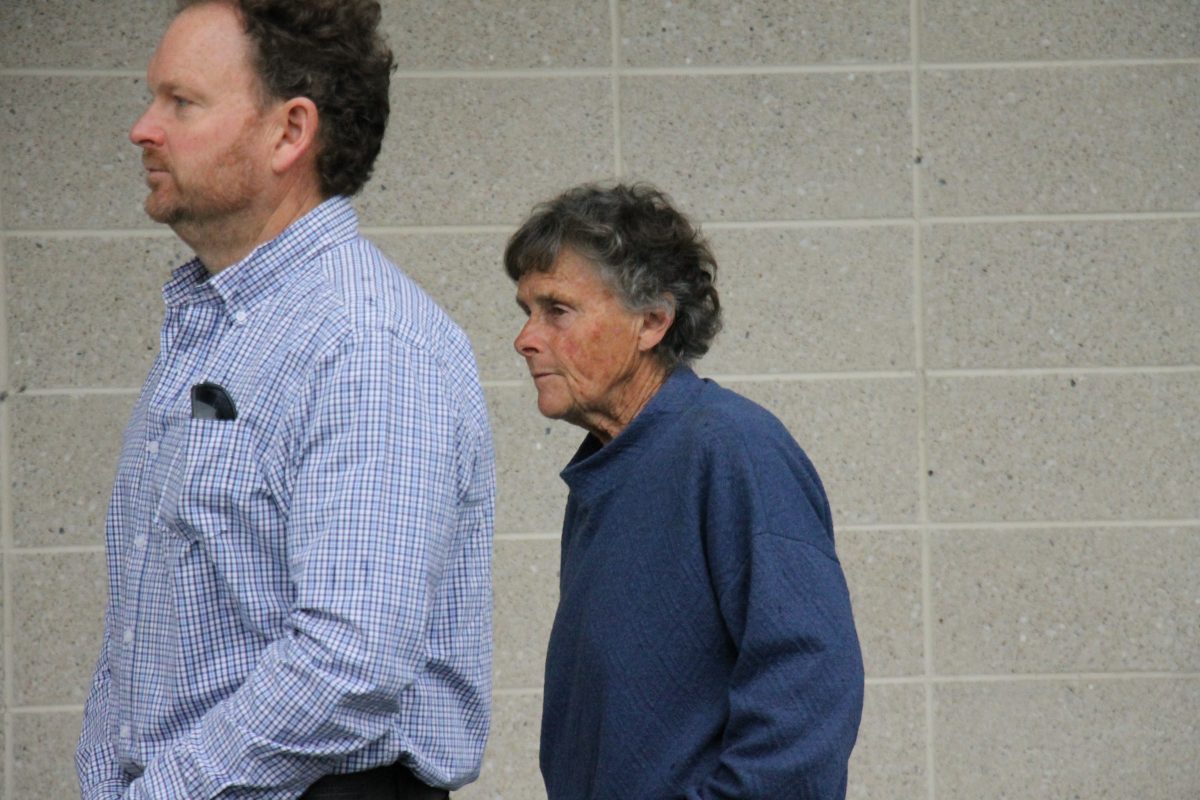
[127,742,211,800]
[80,779,130,800]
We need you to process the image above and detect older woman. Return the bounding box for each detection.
[507,183,863,800]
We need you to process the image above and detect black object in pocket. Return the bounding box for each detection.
[191,382,237,420]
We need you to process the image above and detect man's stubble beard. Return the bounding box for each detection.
[143,127,262,233]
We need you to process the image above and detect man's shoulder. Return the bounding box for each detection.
[291,235,471,359]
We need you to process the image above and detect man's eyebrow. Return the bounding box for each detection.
[146,79,180,97]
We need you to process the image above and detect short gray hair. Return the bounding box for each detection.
[504,182,722,369]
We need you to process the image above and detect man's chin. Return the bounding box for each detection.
[144,197,183,226]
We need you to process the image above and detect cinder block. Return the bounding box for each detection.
[622,73,912,221]
[619,0,909,67]
[706,225,914,374]
[356,78,613,226]
[920,66,1200,215]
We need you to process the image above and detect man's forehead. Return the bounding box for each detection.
[150,2,254,82]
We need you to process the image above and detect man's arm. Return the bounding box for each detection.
[77,611,133,800]
[127,331,467,798]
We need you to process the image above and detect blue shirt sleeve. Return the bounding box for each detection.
[694,420,864,799]
[695,535,865,799]
[77,609,134,800]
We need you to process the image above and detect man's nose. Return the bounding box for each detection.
[129,105,163,148]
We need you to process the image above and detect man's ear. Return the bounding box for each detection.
[637,301,675,353]
[270,96,319,175]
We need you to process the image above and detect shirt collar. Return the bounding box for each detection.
[161,196,358,314]
[561,365,706,492]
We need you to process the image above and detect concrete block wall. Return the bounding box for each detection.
[1,1,1198,797]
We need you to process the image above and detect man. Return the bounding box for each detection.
[506,183,864,799]
[77,2,495,798]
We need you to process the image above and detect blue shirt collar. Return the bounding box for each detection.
[562,365,706,490]
[161,196,358,314]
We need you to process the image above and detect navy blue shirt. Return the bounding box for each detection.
[541,367,863,800]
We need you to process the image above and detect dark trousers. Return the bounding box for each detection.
[302,762,449,800]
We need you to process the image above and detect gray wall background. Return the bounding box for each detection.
[2,1,1199,798]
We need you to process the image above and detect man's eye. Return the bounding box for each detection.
[173,96,192,108]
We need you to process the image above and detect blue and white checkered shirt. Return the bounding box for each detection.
[77,197,496,799]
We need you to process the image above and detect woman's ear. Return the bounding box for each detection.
[637,301,675,353]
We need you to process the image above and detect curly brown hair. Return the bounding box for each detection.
[178,0,394,197]
[505,183,722,370]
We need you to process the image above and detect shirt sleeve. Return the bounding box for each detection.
[77,609,134,800]
[694,536,865,799]
[127,330,465,798]
[692,427,865,799]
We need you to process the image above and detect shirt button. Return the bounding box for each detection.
[145,440,159,456]
[232,310,248,325]
[134,535,148,549]
[122,628,135,644]
[119,724,132,739]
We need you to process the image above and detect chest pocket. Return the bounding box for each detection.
[153,415,295,641]
[156,418,272,550]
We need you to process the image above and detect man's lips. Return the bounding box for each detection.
[142,165,169,188]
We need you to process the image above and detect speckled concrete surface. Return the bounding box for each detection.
[2,0,1197,795]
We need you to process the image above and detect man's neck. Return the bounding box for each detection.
[179,185,326,274]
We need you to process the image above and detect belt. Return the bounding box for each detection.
[302,762,449,800]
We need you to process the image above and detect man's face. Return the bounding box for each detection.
[130,2,274,228]
[514,249,658,436]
